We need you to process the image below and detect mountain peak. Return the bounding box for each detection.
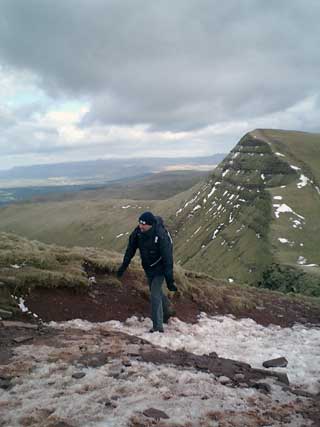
[173,129,320,295]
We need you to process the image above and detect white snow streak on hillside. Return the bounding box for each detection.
[53,315,320,395]
[192,204,201,212]
[278,238,294,245]
[273,203,305,220]
[297,174,309,189]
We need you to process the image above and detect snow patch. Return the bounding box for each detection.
[18,297,29,313]
[278,238,294,246]
[273,204,305,220]
[104,314,320,394]
[297,174,309,189]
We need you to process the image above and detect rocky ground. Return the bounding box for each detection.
[1,271,320,426]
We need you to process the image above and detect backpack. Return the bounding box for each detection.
[154,216,173,247]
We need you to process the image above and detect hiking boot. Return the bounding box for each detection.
[149,327,164,333]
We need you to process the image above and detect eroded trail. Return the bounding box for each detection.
[1,271,320,426]
[1,321,320,427]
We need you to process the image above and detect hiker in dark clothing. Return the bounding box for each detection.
[117,211,177,333]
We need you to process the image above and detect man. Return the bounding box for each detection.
[117,211,177,333]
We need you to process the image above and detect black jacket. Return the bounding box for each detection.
[120,220,174,285]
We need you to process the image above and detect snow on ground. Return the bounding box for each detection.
[297,256,307,265]
[273,203,305,220]
[1,341,309,427]
[52,314,320,395]
[192,204,201,212]
[297,174,309,189]
[278,238,294,246]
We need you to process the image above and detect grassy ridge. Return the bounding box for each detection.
[172,129,320,295]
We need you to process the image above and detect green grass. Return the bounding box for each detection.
[171,129,320,295]
[0,232,124,292]
[0,129,319,299]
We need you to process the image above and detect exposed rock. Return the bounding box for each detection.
[2,321,38,329]
[105,399,117,408]
[0,377,12,390]
[263,356,288,368]
[274,372,290,386]
[234,373,245,381]
[72,372,86,379]
[13,336,34,344]
[252,382,272,394]
[218,375,230,385]
[143,408,169,419]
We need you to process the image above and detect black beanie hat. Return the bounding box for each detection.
[138,211,155,225]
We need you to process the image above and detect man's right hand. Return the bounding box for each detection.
[167,281,178,292]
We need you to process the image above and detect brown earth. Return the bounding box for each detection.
[22,270,320,328]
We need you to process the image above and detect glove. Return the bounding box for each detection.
[167,281,178,292]
[117,265,126,278]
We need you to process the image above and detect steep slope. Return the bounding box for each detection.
[172,129,320,293]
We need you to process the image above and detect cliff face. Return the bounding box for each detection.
[173,129,320,292]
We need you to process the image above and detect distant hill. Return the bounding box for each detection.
[172,129,320,296]
[0,170,208,206]
[0,170,201,252]
[0,154,225,185]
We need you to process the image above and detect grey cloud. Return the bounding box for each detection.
[1,0,320,133]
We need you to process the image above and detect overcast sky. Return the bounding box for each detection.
[0,0,320,170]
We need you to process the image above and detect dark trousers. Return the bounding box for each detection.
[147,274,170,330]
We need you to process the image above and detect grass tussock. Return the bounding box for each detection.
[0,232,123,293]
